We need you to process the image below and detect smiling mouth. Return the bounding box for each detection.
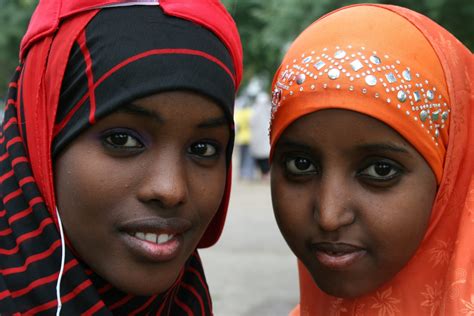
[132,232,175,244]
[119,217,192,262]
[312,242,366,270]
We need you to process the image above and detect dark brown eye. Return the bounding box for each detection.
[359,161,400,180]
[104,132,143,148]
[188,142,217,157]
[285,157,316,174]
[374,162,392,176]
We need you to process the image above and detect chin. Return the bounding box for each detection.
[312,273,375,299]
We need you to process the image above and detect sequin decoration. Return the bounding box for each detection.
[385,73,397,83]
[413,91,421,102]
[397,90,407,102]
[403,69,412,81]
[314,61,325,70]
[296,73,306,85]
[334,50,346,59]
[427,90,434,100]
[270,45,450,144]
[365,75,377,86]
[420,110,429,122]
[350,59,364,71]
[328,69,340,80]
[370,55,381,64]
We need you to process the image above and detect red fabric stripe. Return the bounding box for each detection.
[109,294,133,310]
[97,283,112,294]
[19,176,35,187]
[7,98,15,106]
[11,259,77,298]
[0,218,53,255]
[12,156,29,166]
[3,188,22,204]
[54,48,235,136]
[1,239,61,276]
[0,289,12,300]
[0,136,4,145]
[0,227,13,236]
[0,209,6,217]
[0,169,14,183]
[8,196,43,225]
[174,295,194,316]
[9,82,17,88]
[6,136,22,149]
[83,300,106,315]
[0,152,8,162]
[129,294,157,316]
[77,31,97,125]
[181,283,205,316]
[23,279,92,315]
[188,267,212,311]
[3,117,18,130]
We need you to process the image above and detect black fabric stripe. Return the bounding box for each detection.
[56,42,90,124]
[85,7,234,86]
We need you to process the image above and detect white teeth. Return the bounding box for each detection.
[135,232,146,240]
[133,232,173,244]
[145,233,157,242]
[157,234,170,244]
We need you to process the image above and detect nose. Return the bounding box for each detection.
[315,174,355,232]
[136,150,188,209]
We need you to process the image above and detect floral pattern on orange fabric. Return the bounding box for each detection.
[370,287,401,316]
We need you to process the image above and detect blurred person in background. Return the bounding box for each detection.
[235,99,255,180]
[250,92,271,181]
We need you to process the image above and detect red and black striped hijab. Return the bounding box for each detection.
[0,1,242,314]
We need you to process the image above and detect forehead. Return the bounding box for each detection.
[133,91,225,119]
[278,109,410,150]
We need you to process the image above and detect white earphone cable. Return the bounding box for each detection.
[55,207,66,316]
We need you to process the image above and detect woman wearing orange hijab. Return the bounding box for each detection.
[269,4,473,315]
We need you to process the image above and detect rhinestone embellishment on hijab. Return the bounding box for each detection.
[271,46,450,145]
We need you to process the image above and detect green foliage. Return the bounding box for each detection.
[223,0,474,91]
[0,0,36,98]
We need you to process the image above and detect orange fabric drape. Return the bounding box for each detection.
[269,4,473,315]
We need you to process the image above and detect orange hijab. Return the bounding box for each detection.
[269,4,473,315]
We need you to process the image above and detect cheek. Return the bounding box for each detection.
[271,174,311,248]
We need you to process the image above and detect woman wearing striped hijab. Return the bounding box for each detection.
[269,4,473,315]
[0,0,242,314]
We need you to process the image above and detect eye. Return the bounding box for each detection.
[103,131,144,149]
[358,161,401,181]
[285,157,316,175]
[188,142,218,158]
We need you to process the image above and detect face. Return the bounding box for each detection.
[271,109,437,298]
[54,91,230,295]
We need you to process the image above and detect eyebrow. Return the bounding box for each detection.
[197,116,228,128]
[118,103,163,123]
[354,143,410,154]
[118,103,227,128]
[276,139,313,152]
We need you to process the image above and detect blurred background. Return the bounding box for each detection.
[0,0,472,315]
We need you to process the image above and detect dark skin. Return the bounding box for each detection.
[271,109,437,298]
[54,91,230,295]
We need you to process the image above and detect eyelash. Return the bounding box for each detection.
[357,160,403,182]
[102,129,145,151]
[283,155,404,183]
[187,141,221,159]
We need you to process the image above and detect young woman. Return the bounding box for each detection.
[0,0,242,314]
[269,4,473,315]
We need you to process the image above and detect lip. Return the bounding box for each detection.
[312,242,366,271]
[118,217,192,262]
